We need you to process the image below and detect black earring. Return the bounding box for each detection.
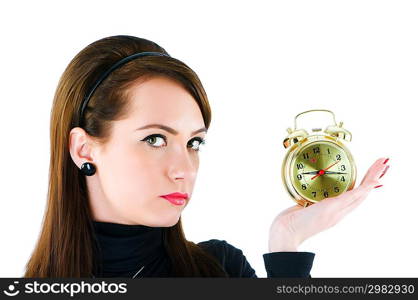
[80,162,96,176]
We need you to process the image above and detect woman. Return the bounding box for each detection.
[24,35,390,278]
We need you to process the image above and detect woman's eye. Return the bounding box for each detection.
[141,134,206,151]
[188,137,206,152]
[142,134,166,148]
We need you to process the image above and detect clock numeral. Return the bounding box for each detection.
[341,165,346,171]
[336,154,341,161]
[313,147,320,154]
[341,176,346,182]
[324,191,329,198]
[334,186,340,193]
[312,191,316,198]
[296,163,304,170]
[297,174,302,180]
[303,153,309,159]
[301,184,307,190]
[327,148,331,154]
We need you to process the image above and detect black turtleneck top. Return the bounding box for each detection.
[91,221,315,278]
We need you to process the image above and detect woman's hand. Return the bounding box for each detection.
[268,157,390,252]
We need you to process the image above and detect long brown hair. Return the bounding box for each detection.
[24,35,228,277]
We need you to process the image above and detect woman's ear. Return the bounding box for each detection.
[68,127,96,168]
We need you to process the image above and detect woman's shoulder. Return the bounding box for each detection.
[197,238,243,257]
[197,239,256,277]
[197,238,229,249]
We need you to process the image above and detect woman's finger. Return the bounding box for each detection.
[360,157,389,186]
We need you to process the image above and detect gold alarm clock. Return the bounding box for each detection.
[282,109,357,207]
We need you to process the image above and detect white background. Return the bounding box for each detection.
[0,0,417,277]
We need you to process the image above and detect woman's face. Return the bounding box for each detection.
[71,76,206,226]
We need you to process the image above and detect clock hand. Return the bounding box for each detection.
[302,170,347,176]
[324,171,347,175]
[311,160,340,180]
[302,169,346,176]
[323,160,340,171]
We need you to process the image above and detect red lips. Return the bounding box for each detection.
[160,192,188,206]
[160,192,188,199]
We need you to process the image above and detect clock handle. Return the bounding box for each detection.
[293,109,337,130]
[291,109,352,142]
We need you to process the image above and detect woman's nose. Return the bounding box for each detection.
[167,147,197,180]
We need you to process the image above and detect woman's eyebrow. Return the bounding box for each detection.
[134,124,207,135]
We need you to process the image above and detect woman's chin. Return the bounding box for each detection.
[137,214,181,228]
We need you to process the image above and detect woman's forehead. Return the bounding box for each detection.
[120,77,205,132]
[129,77,197,110]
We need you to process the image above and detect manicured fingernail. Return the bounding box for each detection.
[374,184,384,189]
[383,158,389,164]
[379,165,390,179]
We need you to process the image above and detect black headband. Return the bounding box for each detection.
[78,51,171,127]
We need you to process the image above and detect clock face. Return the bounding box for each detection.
[290,141,353,201]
